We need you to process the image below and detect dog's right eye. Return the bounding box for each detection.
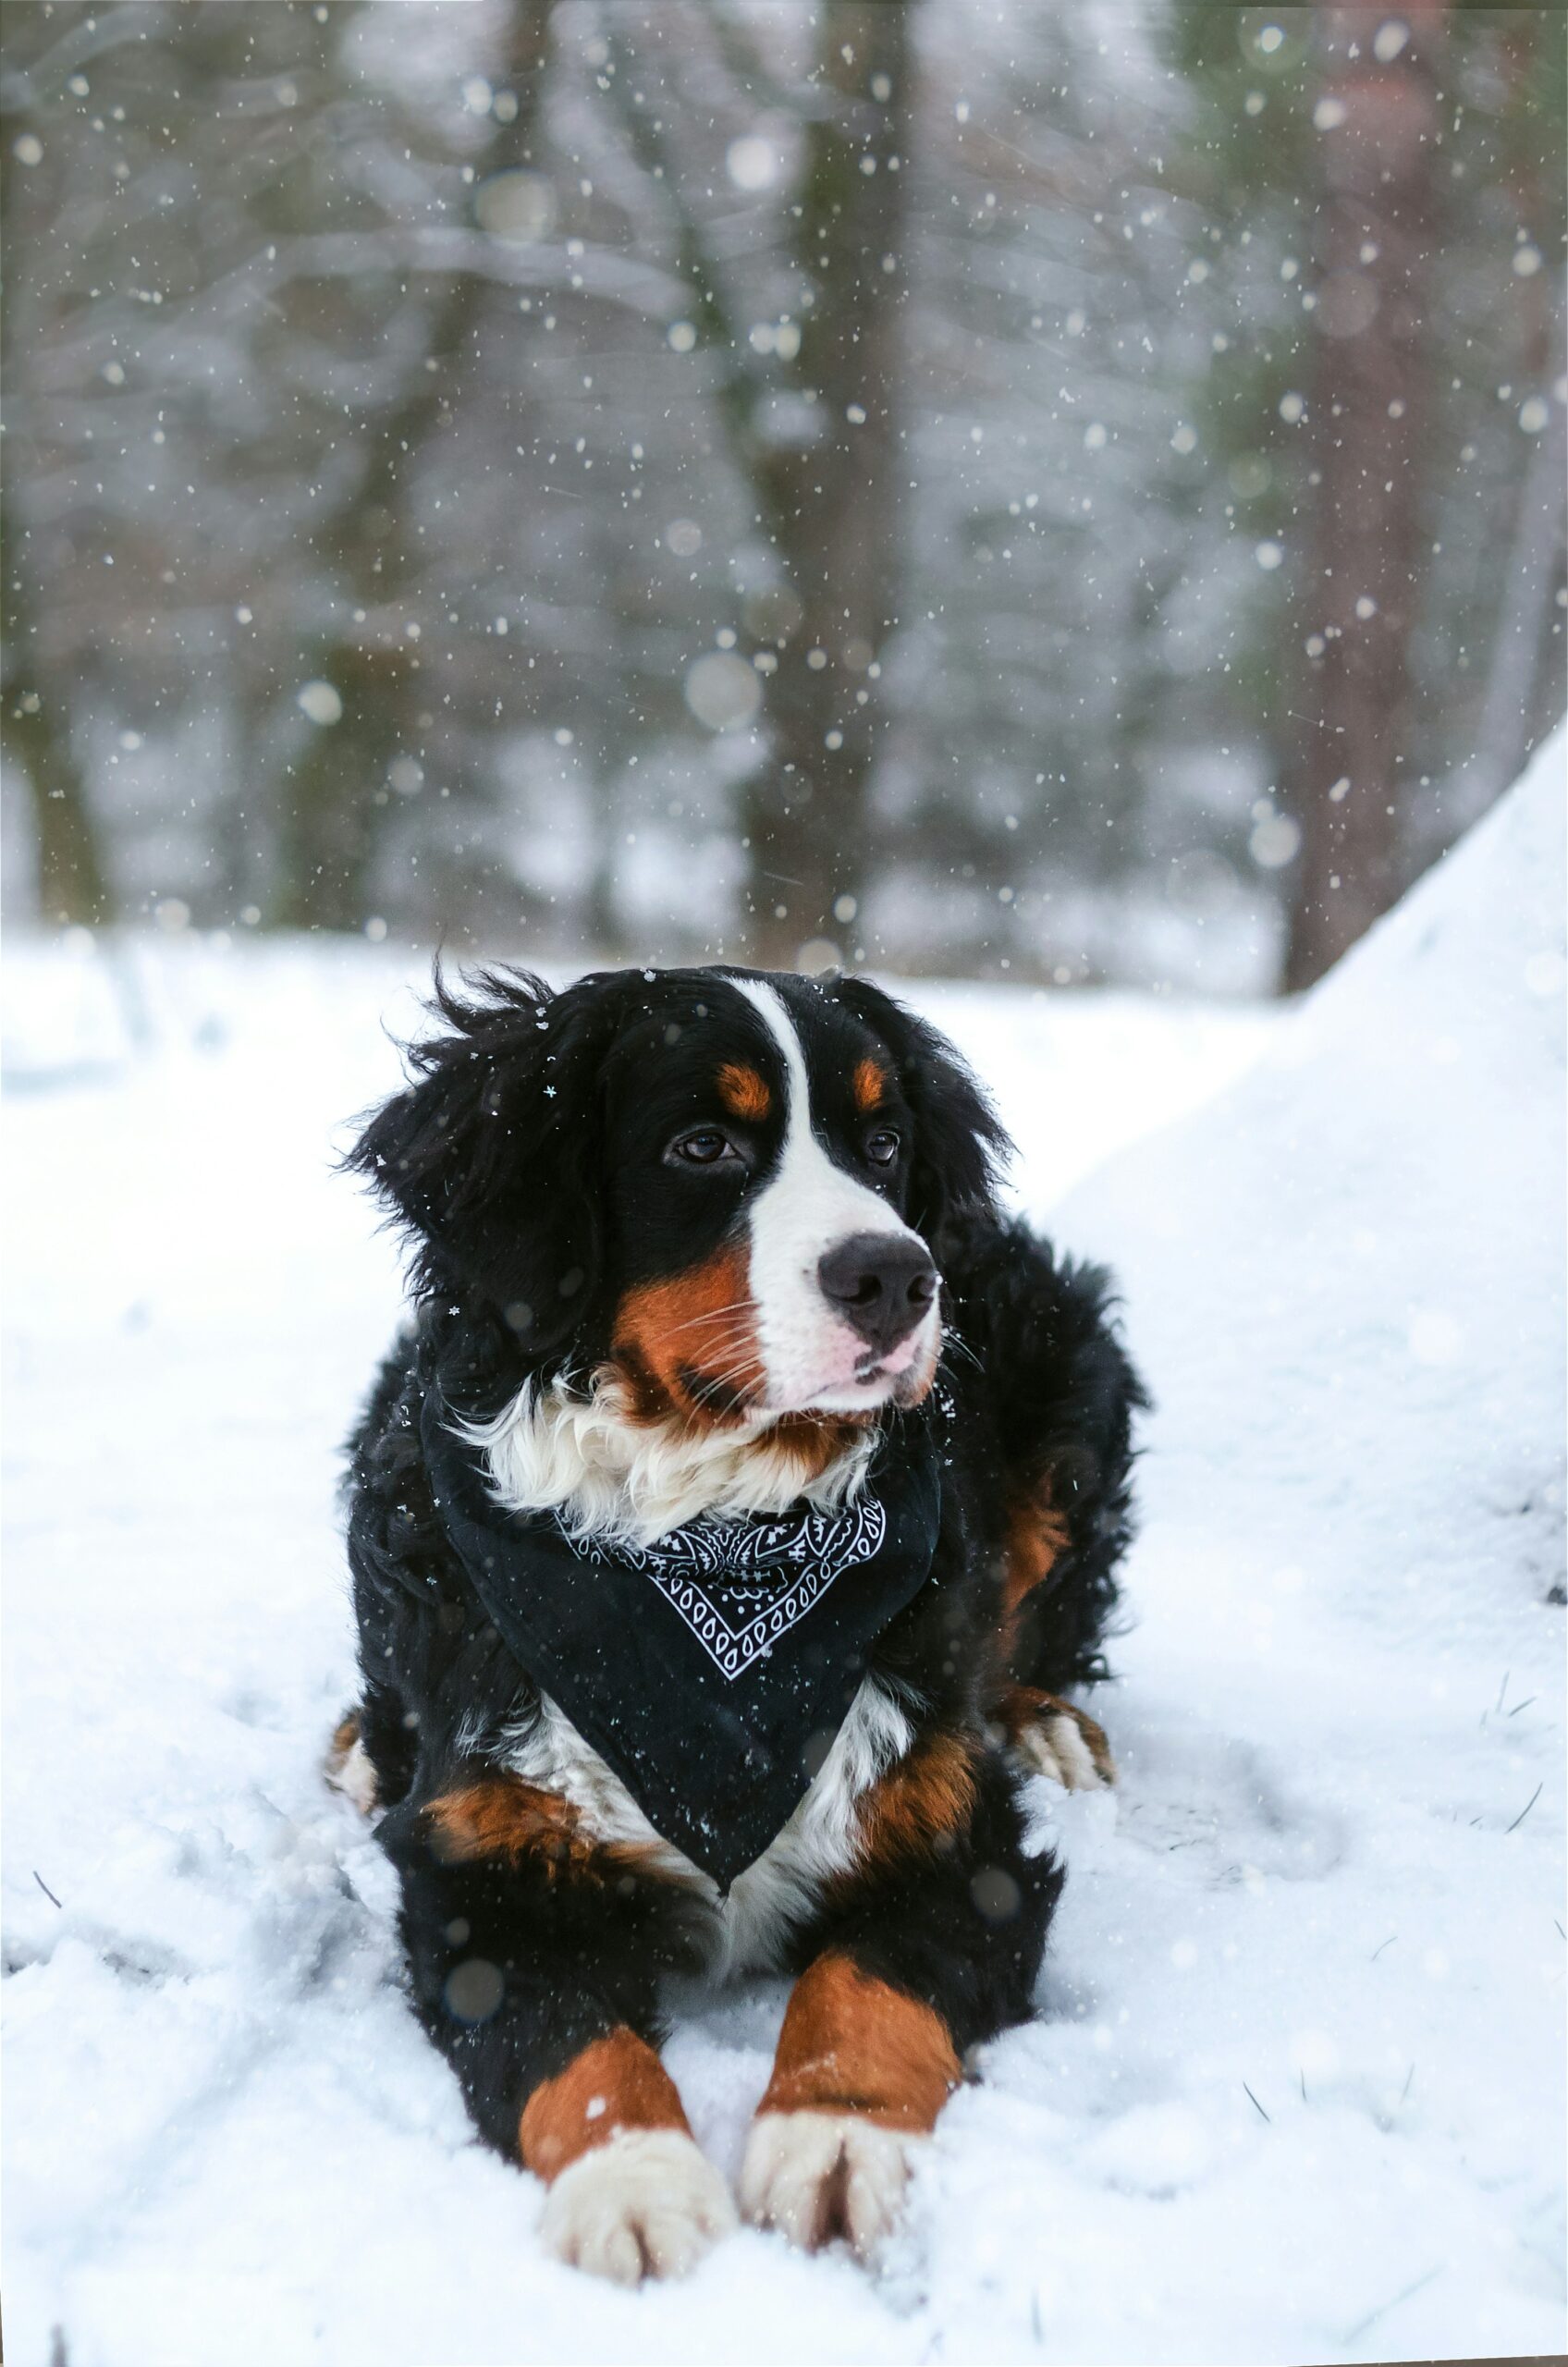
[667,1128,741,1169]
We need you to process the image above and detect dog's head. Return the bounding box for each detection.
[349,965,1007,1424]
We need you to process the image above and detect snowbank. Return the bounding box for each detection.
[3,739,1562,2364]
[1011,728,1567,2363]
[1058,726,1566,1638]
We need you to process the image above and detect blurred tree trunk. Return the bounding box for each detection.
[1474,332,1566,797]
[1283,2,1447,992]
[272,0,553,930]
[1,627,113,925]
[1,551,113,926]
[0,77,113,925]
[606,1,913,973]
[744,2,913,970]
[1472,20,1564,801]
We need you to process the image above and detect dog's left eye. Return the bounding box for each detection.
[864,1129,901,1167]
[668,1128,741,1168]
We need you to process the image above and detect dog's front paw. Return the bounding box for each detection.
[1017,1697,1115,1791]
[324,1711,380,1814]
[739,2110,918,2259]
[539,2128,736,2284]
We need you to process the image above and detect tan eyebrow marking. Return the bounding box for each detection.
[852,1056,889,1114]
[716,1061,772,1122]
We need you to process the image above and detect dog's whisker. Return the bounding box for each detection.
[675,1330,758,1373]
[672,1311,754,1345]
[693,1344,770,1390]
[666,1299,757,1338]
[684,1367,766,1410]
[939,1329,984,1375]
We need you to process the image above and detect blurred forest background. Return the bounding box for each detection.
[2,0,1562,994]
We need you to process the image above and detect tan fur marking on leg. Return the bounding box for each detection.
[852,1729,978,1871]
[423,1772,676,1886]
[758,1955,960,2133]
[521,2028,692,2182]
[424,1773,583,1865]
[1001,1490,1073,1620]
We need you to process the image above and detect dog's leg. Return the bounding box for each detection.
[739,1954,956,2257]
[378,1768,733,2284]
[940,1214,1145,1704]
[740,1742,1061,2260]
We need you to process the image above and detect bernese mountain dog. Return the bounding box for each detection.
[331,963,1144,2285]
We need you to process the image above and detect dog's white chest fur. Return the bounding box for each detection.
[502,1676,911,1974]
[460,1367,877,1548]
[474,1354,910,1966]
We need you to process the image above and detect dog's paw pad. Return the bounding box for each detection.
[739,2110,917,2259]
[540,2128,735,2284]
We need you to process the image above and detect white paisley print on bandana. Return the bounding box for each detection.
[577,1498,889,1680]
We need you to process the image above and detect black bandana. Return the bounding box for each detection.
[421,1392,943,1887]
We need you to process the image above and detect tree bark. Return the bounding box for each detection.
[271,0,554,930]
[1473,350,1566,802]
[1283,1,1446,992]
[1471,20,1564,803]
[1,657,114,926]
[743,2,912,970]
[0,67,114,925]
[601,3,913,968]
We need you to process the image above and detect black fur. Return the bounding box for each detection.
[339,963,1144,2197]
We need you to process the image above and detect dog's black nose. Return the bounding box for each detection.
[817,1233,937,1353]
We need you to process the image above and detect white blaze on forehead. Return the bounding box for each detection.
[732,978,929,1408]
[733,978,903,1245]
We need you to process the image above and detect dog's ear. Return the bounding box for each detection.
[346,965,627,1353]
[832,975,1011,1237]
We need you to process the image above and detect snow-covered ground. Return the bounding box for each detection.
[4,740,1563,2367]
